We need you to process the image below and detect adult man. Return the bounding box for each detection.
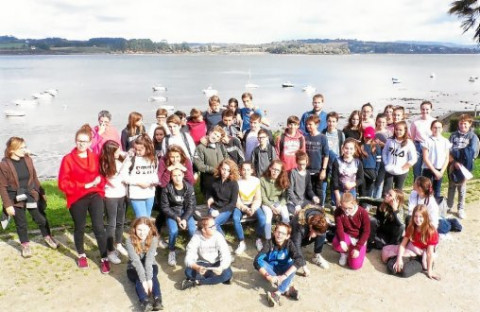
[299,94,327,134]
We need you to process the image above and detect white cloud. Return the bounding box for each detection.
[0,0,475,44]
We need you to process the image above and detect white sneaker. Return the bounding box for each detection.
[312,253,329,269]
[168,251,176,266]
[108,252,121,264]
[255,238,263,252]
[158,239,168,249]
[338,253,347,266]
[116,243,128,257]
[458,209,466,219]
[235,241,246,255]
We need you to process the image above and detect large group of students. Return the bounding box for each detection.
[1,92,479,310]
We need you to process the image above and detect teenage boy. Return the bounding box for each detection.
[300,94,327,134]
[251,129,277,177]
[242,114,273,161]
[410,101,435,180]
[276,116,306,172]
[203,95,223,131]
[239,92,269,132]
[162,114,196,161]
[219,111,245,164]
[447,114,479,219]
[321,112,345,207]
[193,126,228,198]
[148,108,170,139]
[287,151,320,215]
[304,115,329,204]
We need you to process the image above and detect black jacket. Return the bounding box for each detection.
[160,181,195,220]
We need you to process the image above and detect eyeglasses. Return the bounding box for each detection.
[270,168,281,173]
[275,231,288,236]
[257,136,267,140]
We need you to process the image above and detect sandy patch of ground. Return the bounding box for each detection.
[1,202,479,312]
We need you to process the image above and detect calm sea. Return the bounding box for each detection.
[0,54,479,177]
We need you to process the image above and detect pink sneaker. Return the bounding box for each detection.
[77,256,89,269]
[100,258,110,274]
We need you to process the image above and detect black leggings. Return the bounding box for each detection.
[105,197,126,251]
[69,193,107,258]
[13,207,51,243]
[383,172,408,196]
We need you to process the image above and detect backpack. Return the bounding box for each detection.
[278,133,305,157]
[165,132,193,159]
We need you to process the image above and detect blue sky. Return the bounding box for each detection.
[0,0,476,44]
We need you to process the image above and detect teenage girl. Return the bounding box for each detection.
[153,126,167,158]
[331,138,365,206]
[124,134,159,218]
[99,140,129,264]
[260,160,291,240]
[332,193,370,270]
[422,120,451,200]
[58,124,109,273]
[361,103,375,129]
[382,121,417,195]
[343,110,362,141]
[121,112,146,152]
[383,105,395,135]
[382,204,440,280]
[208,159,239,235]
[359,127,381,198]
[126,217,163,311]
[407,176,440,230]
[370,189,405,249]
[232,162,266,254]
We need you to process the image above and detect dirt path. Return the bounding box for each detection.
[1,202,479,312]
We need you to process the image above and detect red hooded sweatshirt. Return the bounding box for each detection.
[58,148,106,208]
[275,129,306,171]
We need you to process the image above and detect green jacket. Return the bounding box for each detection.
[260,177,287,207]
[193,143,228,174]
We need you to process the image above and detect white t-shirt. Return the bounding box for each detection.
[421,135,452,169]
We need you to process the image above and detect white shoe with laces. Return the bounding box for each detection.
[312,253,330,269]
[108,251,121,264]
[116,243,128,257]
[338,253,347,267]
[168,251,176,266]
[255,238,263,251]
[235,241,246,255]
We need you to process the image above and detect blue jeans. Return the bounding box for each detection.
[185,261,233,285]
[210,209,233,236]
[166,216,196,251]
[422,168,443,200]
[259,262,295,294]
[130,197,155,218]
[413,141,423,181]
[127,264,161,302]
[232,207,266,240]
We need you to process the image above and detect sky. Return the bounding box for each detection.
[0,0,476,45]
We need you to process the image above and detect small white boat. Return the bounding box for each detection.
[152,85,167,92]
[13,99,37,107]
[203,86,218,97]
[245,70,259,89]
[302,85,316,93]
[5,109,26,117]
[282,81,294,88]
[392,77,401,84]
[45,89,58,96]
[468,76,475,82]
[148,96,168,102]
[32,92,53,99]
